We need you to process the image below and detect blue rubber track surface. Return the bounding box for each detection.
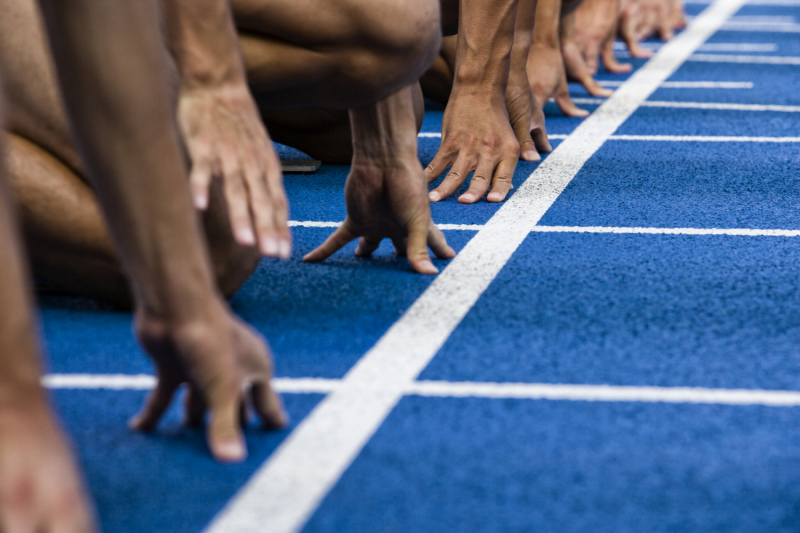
[37,2,800,531]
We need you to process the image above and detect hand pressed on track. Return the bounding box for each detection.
[131,304,287,463]
[305,158,455,274]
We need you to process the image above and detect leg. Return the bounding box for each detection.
[231,0,440,162]
[0,0,259,305]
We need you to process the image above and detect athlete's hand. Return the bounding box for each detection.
[573,0,633,75]
[426,88,520,204]
[0,400,96,532]
[619,0,656,58]
[561,11,614,98]
[528,40,589,118]
[131,303,288,463]
[505,64,552,166]
[305,156,455,273]
[178,82,290,259]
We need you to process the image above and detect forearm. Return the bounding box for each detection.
[350,86,419,166]
[161,0,247,89]
[533,0,562,46]
[0,135,46,409]
[38,0,220,321]
[509,0,538,85]
[453,0,519,95]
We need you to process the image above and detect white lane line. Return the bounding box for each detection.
[609,134,800,142]
[205,3,747,532]
[686,0,800,4]
[42,374,800,407]
[287,220,340,228]
[289,222,800,237]
[573,97,800,112]
[409,381,800,407]
[689,53,800,64]
[420,132,568,140]
[719,22,800,32]
[600,80,754,89]
[614,42,778,52]
[42,374,343,394]
[529,226,800,237]
[423,132,800,142]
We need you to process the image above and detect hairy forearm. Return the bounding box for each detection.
[161,0,246,88]
[453,0,519,93]
[38,0,219,321]
[533,0,562,46]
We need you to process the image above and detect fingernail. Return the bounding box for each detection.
[429,191,441,202]
[262,237,279,256]
[418,260,438,274]
[523,150,540,162]
[458,193,475,203]
[237,226,256,246]
[216,438,246,462]
[487,192,504,202]
[278,240,291,259]
[193,193,208,210]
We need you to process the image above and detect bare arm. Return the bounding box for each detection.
[305,84,455,273]
[0,92,95,531]
[425,0,522,204]
[163,0,290,259]
[37,0,286,462]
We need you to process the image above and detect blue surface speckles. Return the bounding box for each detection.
[306,397,800,533]
[232,228,476,378]
[420,232,800,390]
[55,390,323,533]
[541,142,800,229]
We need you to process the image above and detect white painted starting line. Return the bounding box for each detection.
[205,2,752,531]
[289,221,800,238]
[614,42,778,52]
[420,132,800,142]
[615,51,800,64]
[572,98,800,113]
[43,374,800,408]
[600,80,754,89]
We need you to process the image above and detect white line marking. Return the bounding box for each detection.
[409,381,800,406]
[573,97,800,112]
[205,3,748,532]
[614,42,778,52]
[42,374,800,407]
[600,80,754,89]
[43,374,156,390]
[287,220,340,228]
[42,374,343,394]
[529,225,800,237]
[419,132,568,140]
[609,134,800,142]
[289,222,800,237]
[719,22,800,32]
[689,53,800,65]
[686,0,800,4]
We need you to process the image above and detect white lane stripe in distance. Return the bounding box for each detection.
[42,375,800,407]
[42,374,343,394]
[689,53,800,65]
[289,222,800,237]
[686,0,800,4]
[613,42,778,52]
[422,132,800,142]
[205,3,748,532]
[409,381,800,407]
[600,80,754,89]
[572,97,800,112]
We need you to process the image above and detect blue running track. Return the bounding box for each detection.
[38,0,800,531]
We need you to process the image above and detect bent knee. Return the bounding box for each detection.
[211,241,261,300]
[348,0,441,100]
